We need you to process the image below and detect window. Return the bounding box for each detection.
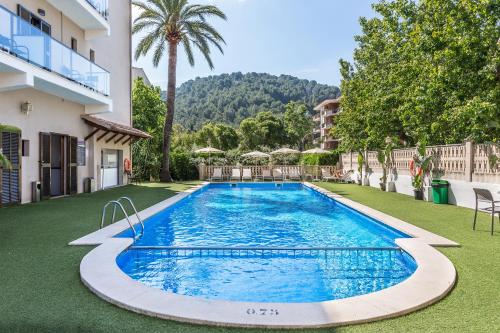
[77,140,86,166]
[90,49,95,63]
[22,140,29,157]
[71,38,77,52]
[17,5,51,36]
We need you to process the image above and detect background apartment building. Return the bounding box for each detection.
[313,98,341,150]
[0,0,149,205]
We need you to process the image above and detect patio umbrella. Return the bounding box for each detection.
[241,151,271,171]
[241,151,271,158]
[270,148,301,155]
[301,148,330,154]
[270,148,301,172]
[194,147,224,178]
[302,148,331,179]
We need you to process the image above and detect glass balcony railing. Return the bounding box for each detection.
[0,5,109,96]
[86,0,109,20]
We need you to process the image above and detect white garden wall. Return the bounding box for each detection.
[342,142,500,210]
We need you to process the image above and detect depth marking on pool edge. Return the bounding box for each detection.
[246,308,280,316]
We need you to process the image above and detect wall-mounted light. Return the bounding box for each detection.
[21,101,33,115]
[37,9,45,16]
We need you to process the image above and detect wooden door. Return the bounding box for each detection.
[66,136,78,195]
[39,132,51,199]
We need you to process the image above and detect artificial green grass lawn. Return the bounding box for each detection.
[0,182,498,332]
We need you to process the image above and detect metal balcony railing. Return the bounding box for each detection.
[0,5,110,96]
[86,0,109,20]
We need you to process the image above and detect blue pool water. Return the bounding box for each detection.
[117,183,417,303]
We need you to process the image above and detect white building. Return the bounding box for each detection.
[0,0,149,205]
[132,67,152,86]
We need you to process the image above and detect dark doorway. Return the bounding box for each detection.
[40,133,78,199]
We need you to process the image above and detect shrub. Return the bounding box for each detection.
[170,151,199,181]
[301,153,338,166]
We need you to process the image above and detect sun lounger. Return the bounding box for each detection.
[338,170,354,183]
[230,169,241,181]
[273,168,284,181]
[242,168,252,181]
[210,168,223,182]
[261,169,273,181]
[321,168,338,182]
[289,168,302,181]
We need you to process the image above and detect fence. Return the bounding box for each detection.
[198,165,338,180]
[340,141,500,184]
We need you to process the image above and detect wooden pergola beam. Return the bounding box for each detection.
[121,136,131,145]
[84,128,100,141]
[105,132,119,143]
[96,130,110,142]
[114,134,125,144]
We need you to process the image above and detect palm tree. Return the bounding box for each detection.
[132,0,227,182]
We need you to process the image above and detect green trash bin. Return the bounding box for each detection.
[431,180,449,204]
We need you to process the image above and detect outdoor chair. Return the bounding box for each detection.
[261,169,273,181]
[289,168,302,181]
[230,168,241,182]
[472,188,500,235]
[126,171,141,185]
[210,168,223,182]
[338,170,354,183]
[273,168,284,182]
[321,168,338,182]
[242,168,252,181]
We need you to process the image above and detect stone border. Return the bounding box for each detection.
[76,182,459,328]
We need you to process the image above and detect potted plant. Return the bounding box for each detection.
[410,142,432,200]
[411,169,424,200]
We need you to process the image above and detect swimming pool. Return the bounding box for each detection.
[116,183,417,303]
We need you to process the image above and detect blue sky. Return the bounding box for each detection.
[132,0,376,89]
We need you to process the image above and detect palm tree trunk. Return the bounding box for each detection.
[160,41,178,182]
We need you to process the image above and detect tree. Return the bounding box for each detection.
[238,118,261,150]
[254,111,285,149]
[171,124,196,152]
[336,0,500,150]
[133,0,227,182]
[283,101,314,150]
[195,122,238,151]
[131,78,166,180]
[174,72,340,129]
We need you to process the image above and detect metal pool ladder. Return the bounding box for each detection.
[100,197,145,240]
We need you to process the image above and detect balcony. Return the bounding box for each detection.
[324,136,340,143]
[324,108,341,117]
[312,115,320,122]
[46,0,110,39]
[0,5,111,113]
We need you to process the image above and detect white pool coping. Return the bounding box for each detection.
[74,182,459,328]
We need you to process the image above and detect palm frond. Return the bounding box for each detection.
[133,0,226,69]
[182,36,195,66]
[0,150,11,170]
[152,33,167,66]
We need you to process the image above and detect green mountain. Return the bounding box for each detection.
[173,72,340,130]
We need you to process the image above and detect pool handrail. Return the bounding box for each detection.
[100,198,144,240]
